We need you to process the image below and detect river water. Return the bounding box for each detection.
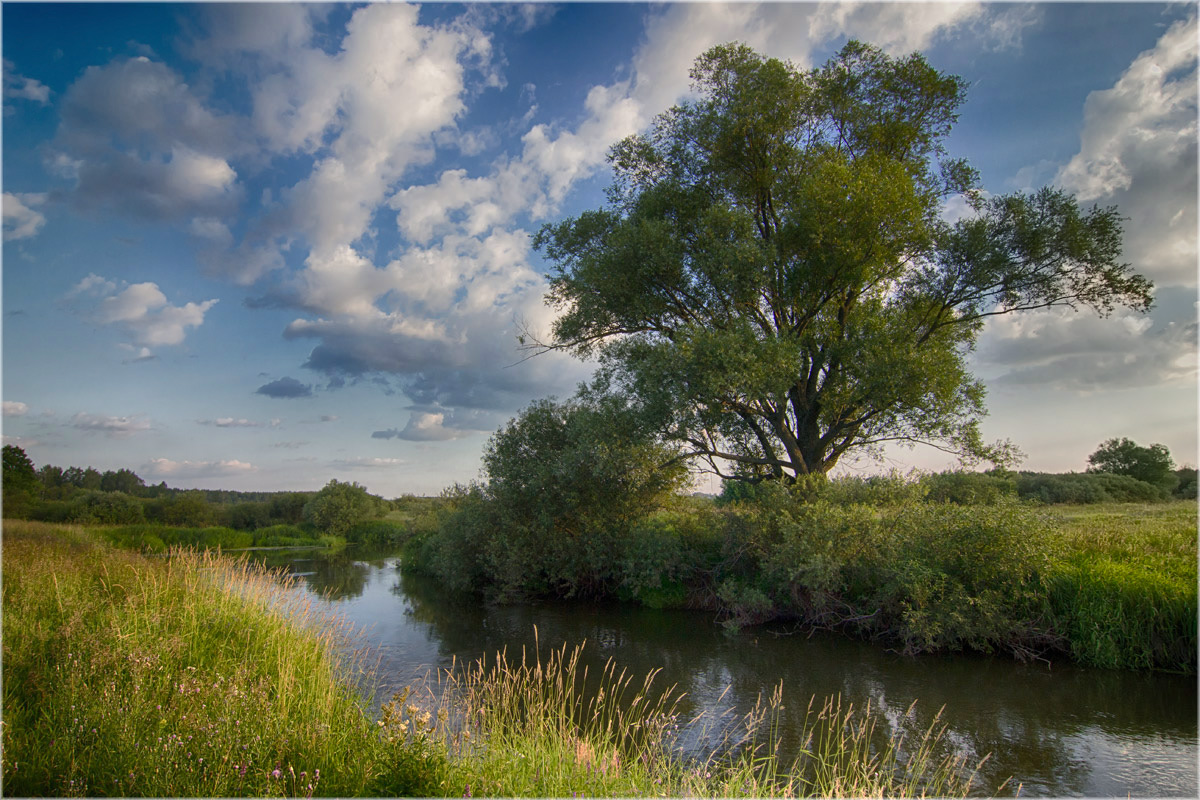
[249,546,1197,797]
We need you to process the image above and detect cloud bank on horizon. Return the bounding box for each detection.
[2,2,1195,495]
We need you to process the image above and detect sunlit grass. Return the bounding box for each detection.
[1043,502,1197,671]
[398,636,981,797]
[1,520,413,796]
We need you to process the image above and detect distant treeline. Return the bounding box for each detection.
[1,446,439,546]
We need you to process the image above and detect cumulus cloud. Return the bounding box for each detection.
[255,377,313,399]
[3,401,29,417]
[144,458,257,479]
[3,192,47,240]
[70,412,152,437]
[67,273,218,352]
[52,56,241,221]
[977,15,1199,394]
[1055,14,1197,288]
[198,417,262,428]
[372,410,483,442]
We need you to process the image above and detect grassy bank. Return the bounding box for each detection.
[3,520,982,797]
[406,493,1198,673]
[1,520,423,796]
[1045,503,1198,671]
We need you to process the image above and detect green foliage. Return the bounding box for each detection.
[1174,466,1197,499]
[820,471,928,507]
[224,501,272,530]
[99,467,146,494]
[1016,471,1168,504]
[146,490,215,527]
[919,470,1017,505]
[479,394,688,598]
[870,504,1055,655]
[303,479,381,537]
[535,41,1150,483]
[619,507,723,608]
[68,490,146,525]
[345,519,407,547]
[1088,437,1178,492]
[3,444,39,518]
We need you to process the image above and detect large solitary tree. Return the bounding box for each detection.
[534,42,1153,482]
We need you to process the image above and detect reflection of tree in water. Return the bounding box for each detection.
[244,547,370,601]
[392,568,1196,796]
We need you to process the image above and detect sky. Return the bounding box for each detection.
[2,2,1196,497]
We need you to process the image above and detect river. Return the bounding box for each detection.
[248,546,1197,797]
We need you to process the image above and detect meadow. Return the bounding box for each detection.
[1,519,982,797]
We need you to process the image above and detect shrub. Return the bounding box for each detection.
[619,507,723,608]
[821,471,927,507]
[479,395,687,599]
[869,503,1055,655]
[345,519,407,547]
[68,490,146,525]
[1016,472,1168,504]
[304,480,381,537]
[920,470,1017,505]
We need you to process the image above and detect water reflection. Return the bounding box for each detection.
[254,547,1199,797]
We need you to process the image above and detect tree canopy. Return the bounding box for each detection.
[1087,438,1177,493]
[534,41,1153,481]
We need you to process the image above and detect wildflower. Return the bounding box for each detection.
[272,769,281,779]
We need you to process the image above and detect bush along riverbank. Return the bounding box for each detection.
[404,486,1198,674]
[3,520,985,797]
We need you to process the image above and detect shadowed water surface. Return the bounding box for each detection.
[250,547,1197,797]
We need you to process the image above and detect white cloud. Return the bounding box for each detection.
[3,192,47,240]
[102,282,218,348]
[3,59,50,105]
[67,274,218,352]
[373,411,477,442]
[144,458,257,478]
[331,457,407,469]
[976,16,1199,395]
[3,401,29,417]
[198,418,262,428]
[1055,14,1197,288]
[52,56,241,221]
[977,304,1197,391]
[70,412,152,438]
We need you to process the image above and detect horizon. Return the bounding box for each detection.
[3,2,1196,496]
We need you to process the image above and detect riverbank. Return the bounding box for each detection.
[405,495,1198,673]
[2,520,982,797]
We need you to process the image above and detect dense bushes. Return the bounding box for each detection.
[1015,471,1169,504]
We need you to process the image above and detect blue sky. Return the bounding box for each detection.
[3,2,1196,496]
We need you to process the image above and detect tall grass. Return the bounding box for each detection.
[1044,503,1198,671]
[393,636,981,797]
[1,520,427,796]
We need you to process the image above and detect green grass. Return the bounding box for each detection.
[1042,502,1198,671]
[1,520,427,796]
[2,520,983,797]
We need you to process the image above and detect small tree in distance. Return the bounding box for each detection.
[303,479,379,537]
[1087,438,1178,493]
